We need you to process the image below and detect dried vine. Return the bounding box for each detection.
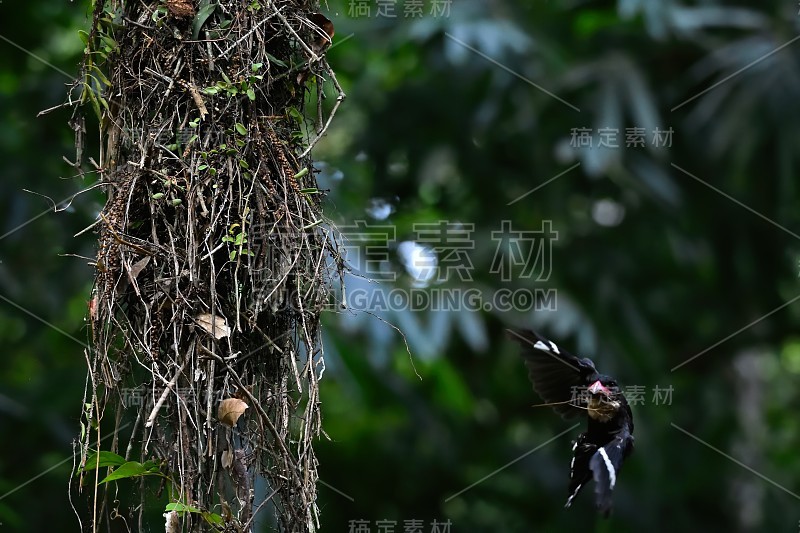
[71,1,342,531]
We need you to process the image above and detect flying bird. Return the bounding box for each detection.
[507,329,634,516]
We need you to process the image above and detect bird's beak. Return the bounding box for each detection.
[588,380,611,396]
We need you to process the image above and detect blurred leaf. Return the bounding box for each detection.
[99,461,159,484]
[165,502,202,513]
[81,450,126,472]
[191,1,217,40]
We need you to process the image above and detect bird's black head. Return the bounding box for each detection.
[586,375,622,422]
[587,374,621,394]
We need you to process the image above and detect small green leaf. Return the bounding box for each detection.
[203,512,225,525]
[246,87,255,101]
[152,193,165,200]
[192,2,218,40]
[166,502,202,514]
[99,461,151,484]
[251,63,263,72]
[78,30,90,47]
[287,107,303,123]
[171,198,182,206]
[85,87,101,120]
[265,53,288,68]
[82,451,126,472]
[238,159,250,169]
[100,35,117,51]
[294,167,309,179]
[235,123,247,136]
[142,460,161,472]
[152,6,167,22]
[229,250,237,261]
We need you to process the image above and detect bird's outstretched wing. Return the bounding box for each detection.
[589,434,633,516]
[565,433,595,508]
[507,329,599,419]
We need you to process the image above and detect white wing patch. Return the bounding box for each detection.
[598,447,617,489]
[565,484,582,508]
[533,339,561,354]
[570,441,577,472]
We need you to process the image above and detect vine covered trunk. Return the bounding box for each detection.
[72,1,342,531]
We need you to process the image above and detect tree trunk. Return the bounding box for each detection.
[73,1,341,531]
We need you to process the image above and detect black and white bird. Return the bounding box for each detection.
[508,329,634,516]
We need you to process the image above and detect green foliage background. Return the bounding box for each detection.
[1,1,799,531]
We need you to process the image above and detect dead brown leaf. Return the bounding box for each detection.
[218,398,248,426]
[128,256,150,279]
[196,313,231,339]
[309,13,335,55]
[166,0,195,18]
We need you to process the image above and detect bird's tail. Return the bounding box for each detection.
[589,439,626,517]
